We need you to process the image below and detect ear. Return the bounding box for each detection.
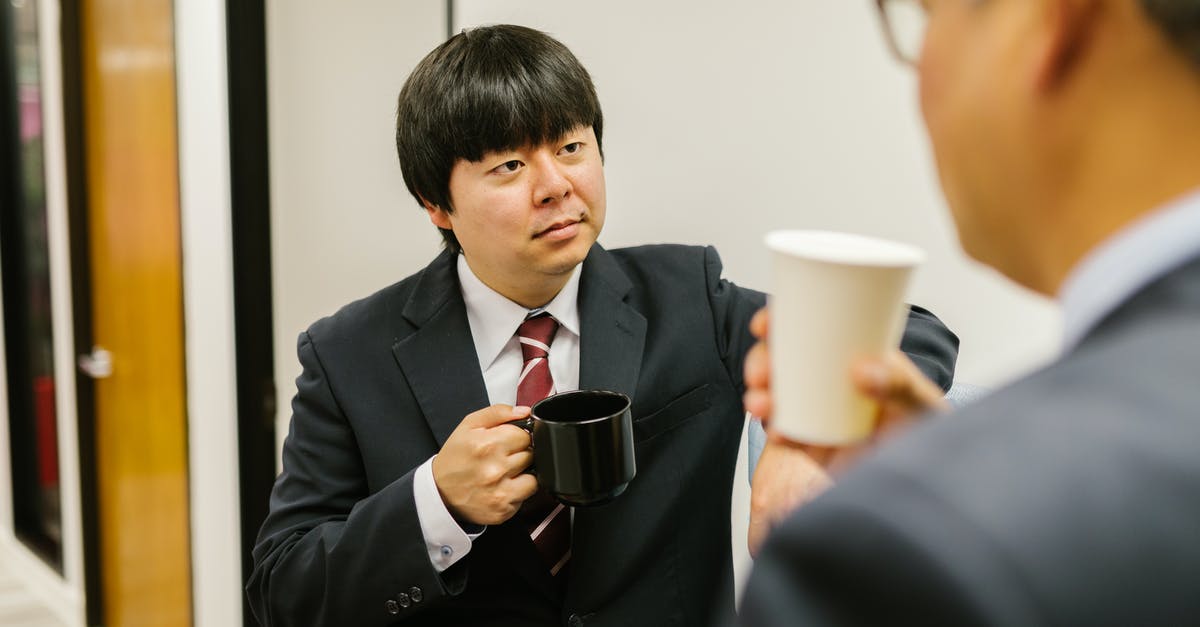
[421,196,453,230]
[1033,0,1101,92]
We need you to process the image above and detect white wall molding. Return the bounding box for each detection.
[174,2,243,625]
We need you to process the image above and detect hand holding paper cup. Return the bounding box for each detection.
[765,230,924,445]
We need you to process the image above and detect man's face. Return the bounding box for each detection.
[431,126,606,299]
[917,0,1037,270]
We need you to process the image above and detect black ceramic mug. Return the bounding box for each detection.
[527,390,636,507]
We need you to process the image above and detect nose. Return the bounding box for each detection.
[531,155,571,206]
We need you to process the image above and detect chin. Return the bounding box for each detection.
[544,237,593,275]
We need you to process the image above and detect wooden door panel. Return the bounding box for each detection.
[79,0,191,624]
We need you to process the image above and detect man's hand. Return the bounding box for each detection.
[742,307,952,546]
[748,436,832,557]
[742,308,774,420]
[432,405,539,526]
[743,307,949,439]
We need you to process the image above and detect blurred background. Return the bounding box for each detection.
[0,1,1058,625]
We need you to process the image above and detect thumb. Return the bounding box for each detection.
[465,404,531,429]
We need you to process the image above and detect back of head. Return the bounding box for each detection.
[917,0,1200,294]
[395,25,604,253]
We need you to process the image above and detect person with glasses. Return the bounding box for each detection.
[738,0,1200,624]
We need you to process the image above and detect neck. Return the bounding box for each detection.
[1023,61,1200,295]
[461,255,573,309]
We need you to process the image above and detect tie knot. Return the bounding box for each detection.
[517,313,558,361]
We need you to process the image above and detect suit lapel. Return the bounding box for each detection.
[391,249,490,447]
[577,244,647,400]
[569,244,647,604]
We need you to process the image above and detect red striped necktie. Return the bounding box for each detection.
[514,312,571,577]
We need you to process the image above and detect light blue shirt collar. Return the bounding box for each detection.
[1058,188,1200,351]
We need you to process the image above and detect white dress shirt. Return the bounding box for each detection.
[1059,188,1200,352]
[412,253,582,572]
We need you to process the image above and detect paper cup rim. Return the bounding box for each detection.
[765,230,926,267]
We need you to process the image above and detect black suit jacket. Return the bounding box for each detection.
[247,244,959,627]
[740,255,1200,626]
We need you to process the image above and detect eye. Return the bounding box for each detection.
[558,142,583,156]
[492,160,522,174]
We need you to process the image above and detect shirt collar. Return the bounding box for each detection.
[1058,187,1200,351]
[457,254,582,370]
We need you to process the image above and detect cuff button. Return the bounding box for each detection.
[385,599,400,615]
[409,586,423,603]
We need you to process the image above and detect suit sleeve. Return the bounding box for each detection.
[246,331,466,626]
[737,473,986,626]
[702,246,959,395]
[703,246,768,395]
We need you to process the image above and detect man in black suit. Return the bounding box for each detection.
[740,0,1200,624]
[246,25,958,627]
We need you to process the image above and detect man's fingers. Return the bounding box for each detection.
[744,341,771,388]
[507,473,539,501]
[744,308,772,423]
[744,338,772,419]
[749,307,770,340]
[494,422,534,454]
[504,450,534,476]
[465,404,531,429]
[851,351,948,412]
[744,389,773,420]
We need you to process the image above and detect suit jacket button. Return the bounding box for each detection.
[397,592,412,608]
[409,586,423,603]
[385,599,400,615]
[568,614,584,627]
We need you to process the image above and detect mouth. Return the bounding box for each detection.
[535,218,583,240]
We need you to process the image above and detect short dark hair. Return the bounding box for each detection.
[395,24,605,253]
[1139,0,1200,70]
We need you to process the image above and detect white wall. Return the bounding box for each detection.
[267,0,1061,610]
[175,1,244,625]
[267,0,448,452]
[453,0,1061,388]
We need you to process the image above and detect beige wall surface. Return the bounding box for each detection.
[452,0,1061,388]
[269,0,1061,420]
[267,0,447,454]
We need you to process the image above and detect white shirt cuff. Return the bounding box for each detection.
[413,457,482,572]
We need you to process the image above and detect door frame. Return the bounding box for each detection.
[175,1,277,625]
[0,2,274,624]
[223,1,278,625]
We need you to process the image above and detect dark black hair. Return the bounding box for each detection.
[1139,0,1200,70]
[395,24,604,253]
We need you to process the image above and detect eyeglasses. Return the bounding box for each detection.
[875,0,929,66]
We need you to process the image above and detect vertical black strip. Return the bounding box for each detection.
[0,0,37,565]
[3,0,64,573]
[224,1,277,625]
[446,0,455,39]
[57,0,103,624]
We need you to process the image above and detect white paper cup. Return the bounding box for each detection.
[765,230,925,445]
